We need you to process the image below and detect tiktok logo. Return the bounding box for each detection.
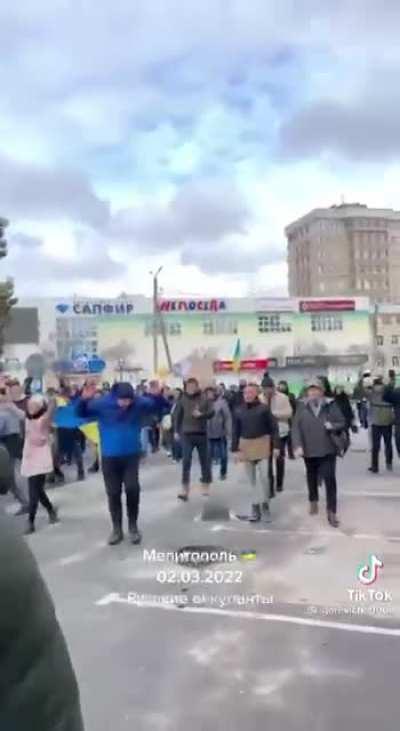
[357,554,384,586]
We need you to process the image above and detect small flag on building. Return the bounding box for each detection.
[232,338,241,372]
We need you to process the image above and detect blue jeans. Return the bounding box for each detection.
[209,438,228,478]
[141,427,151,456]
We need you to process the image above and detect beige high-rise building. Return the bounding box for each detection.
[286,203,400,303]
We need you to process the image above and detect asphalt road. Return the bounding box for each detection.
[10,432,400,730]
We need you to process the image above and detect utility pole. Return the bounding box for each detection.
[150,267,173,375]
[151,267,163,375]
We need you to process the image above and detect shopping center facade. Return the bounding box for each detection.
[2,294,373,390]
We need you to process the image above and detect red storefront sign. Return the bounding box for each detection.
[214,358,270,372]
[299,299,355,313]
[159,299,226,312]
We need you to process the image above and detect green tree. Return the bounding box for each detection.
[0,217,8,259]
[0,218,18,356]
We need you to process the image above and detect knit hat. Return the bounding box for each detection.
[113,382,135,400]
[261,373,275,388]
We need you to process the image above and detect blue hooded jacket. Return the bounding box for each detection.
[76,393,169,458]
[54,397,88,430]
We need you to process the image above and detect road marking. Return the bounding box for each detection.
[209,524,400,541]
[56,541,105,567]
[290,491,400,498]
[95,594,400,638]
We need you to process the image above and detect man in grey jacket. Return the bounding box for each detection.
[366,376,394,473]
[205,386,232,481]
[292,379,346,528]
[174,378,214,500]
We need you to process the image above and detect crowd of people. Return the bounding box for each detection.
[2,368,400,545]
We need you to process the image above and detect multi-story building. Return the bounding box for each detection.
[374,304,400,370]
[286,203,400,303]
[1,295,373,392]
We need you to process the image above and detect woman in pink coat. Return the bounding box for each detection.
[21,395,59,534]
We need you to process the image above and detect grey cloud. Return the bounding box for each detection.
[0,155,109,227]
[7,236,124,291]
[180,240,284,275]
[172,183,249,240]
[110,182,250,250]
[9,232,42,249]
[279,96,400,162]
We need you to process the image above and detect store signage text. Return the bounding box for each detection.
[299,299,355,313]
[159,299,226,313]
[56,302,134,316]
[286,354,368,367]
[214,358,274,373]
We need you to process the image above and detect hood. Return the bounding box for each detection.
[112,382,135,400]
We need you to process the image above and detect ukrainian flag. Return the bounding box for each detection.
[80,422,100,448]
[232,338,241,373]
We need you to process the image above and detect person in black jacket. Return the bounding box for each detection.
[0,461,84,730]
[383,372,400,456]
[333,386,357,434]
[292,380,346,528]
[232,384,279,523]
[174,378,214,500]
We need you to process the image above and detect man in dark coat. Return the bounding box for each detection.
[0,445,84,730]
[292,379,346,528]
[174,378,215,500]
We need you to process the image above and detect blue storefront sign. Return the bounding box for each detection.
[56,301,134,316]
[53,354,106,375]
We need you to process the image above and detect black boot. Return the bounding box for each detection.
[108,526,123,545]
[54,470,65,485]
[249,504,261,522]
[24,519,35,535]
[261,502,272,523]
[89,461,99,474]
[327,511,340,528]
[129,523,142,545]
[49,507,59,524]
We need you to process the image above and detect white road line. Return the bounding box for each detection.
[95,594,400,638]
[209,524,400,541]
[55,541,105,568]
[288,491,400,498]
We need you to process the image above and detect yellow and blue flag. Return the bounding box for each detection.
[232,338,241,373]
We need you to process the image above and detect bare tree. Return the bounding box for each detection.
[101,340,136,364]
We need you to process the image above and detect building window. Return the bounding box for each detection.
[383,315,392,325]
[392,335,399,345]
[258,315,292,333]
[393,357,400,367]
[377,336,384,346]
[169,323,182,336]
[311,314,343,332]
[56,317,99,359]
[145,321,182,337]
[202,319,238,336]
[396,315,400,325]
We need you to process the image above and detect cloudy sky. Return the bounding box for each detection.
[2,0,400,299]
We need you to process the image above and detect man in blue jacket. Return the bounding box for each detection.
[77,381,168,546]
